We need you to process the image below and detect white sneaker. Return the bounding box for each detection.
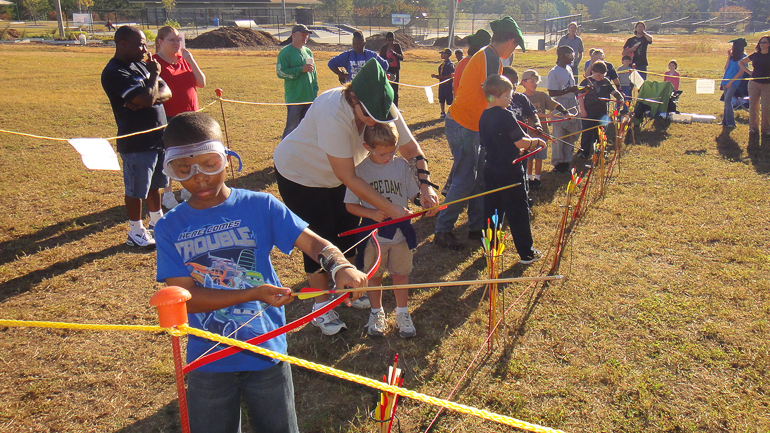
[519,249,543,265]
[395,311,416,338]
[162,191,179,209]
[366,310,387,336]
[311,309,347,335]
[350,293,371,309]
[180,188,192,201]
[126,228,156,248]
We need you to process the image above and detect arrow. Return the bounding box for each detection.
[294,275,564,300]
[338,182,522,237]
[338,205,447,238]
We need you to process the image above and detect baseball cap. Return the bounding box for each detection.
[350,59,395,123]
[489,16,526,52]
[441,48,452,55]
[521,69,540,84]
[291,24,311,34]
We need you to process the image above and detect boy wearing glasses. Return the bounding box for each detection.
[154,111,368,433]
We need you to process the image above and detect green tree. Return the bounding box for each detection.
[22,0,48,22]
[575,3,590,19]
[601,0,627,19]
[320,0,353,15]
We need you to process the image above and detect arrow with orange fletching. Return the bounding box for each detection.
[293,275,564,300]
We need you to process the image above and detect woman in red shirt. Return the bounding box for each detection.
[155,26,206,208]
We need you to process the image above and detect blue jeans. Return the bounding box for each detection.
[119,150,167,199]
[187,362,299,433]
[435,114,485,233]
[723,83,738,127]
[282,103,311,139]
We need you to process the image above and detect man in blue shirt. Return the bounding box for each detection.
[328,31,388,84]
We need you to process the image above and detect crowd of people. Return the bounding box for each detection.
[99,21,769,433]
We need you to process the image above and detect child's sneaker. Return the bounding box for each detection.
[440,112,446,119]
[530,178,542,190]
[395,311,416,338]
[162,191,179,209]
[366,310,387,336]
[519,249,543,265]
[126,228,156,248]
[350,293,371,309]
[311,309,347,335]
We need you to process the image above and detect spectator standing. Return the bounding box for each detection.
[433,16,526,249]
[155,26,206,209]
[739,35,770,135]
[432,48,455,119]
[663,60,680,91]
[329,31,388,84]
[548,45,581,174]
[101,26,171,248]
[454,49,464,63]
[721,38,748,129]
[273,60,438,335]
[276,24,318,139]
[379,32,404,107]
[558,22,584,80]
[617,55,633,97]
[622,21,653,79]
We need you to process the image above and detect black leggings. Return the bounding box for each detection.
[275,169,359,273]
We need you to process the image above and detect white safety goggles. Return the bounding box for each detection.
[163,140,241,182]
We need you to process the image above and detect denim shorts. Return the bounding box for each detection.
[186,362,299,433]
[119,150,167,199]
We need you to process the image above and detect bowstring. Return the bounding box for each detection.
[192,230,378,362]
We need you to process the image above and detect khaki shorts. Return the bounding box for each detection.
[363,239,413,278]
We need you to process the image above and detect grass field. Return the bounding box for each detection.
[0,33,768,432]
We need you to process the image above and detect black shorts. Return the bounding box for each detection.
[438,84,454,105]
[275,169,360,273]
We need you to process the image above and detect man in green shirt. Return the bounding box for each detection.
[276,24,319,138]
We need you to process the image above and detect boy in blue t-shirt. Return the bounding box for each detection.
[154,112,368,433]
[479,75,546,264]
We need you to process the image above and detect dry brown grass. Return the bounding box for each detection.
[0,33,768,432]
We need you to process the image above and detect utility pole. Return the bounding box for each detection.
[447,0,456,49]
[54,0,65,39]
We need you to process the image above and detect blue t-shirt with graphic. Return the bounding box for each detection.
[155,188,308,373]
[327,49,389,82]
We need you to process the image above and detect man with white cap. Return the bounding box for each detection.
[273,59,438,335]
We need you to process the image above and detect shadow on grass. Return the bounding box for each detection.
[0,243,150,302]
[747,134,770,174]
[112,400,180,433]
[0,205,124,268]
[715,128,743,162]
[632,127,669,147]
[231,165,277,192]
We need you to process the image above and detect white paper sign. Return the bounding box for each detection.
[68,138,121,170]
[425,86,434,104]
[630,70,645,88]
[696,79,716,94]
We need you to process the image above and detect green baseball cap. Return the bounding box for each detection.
[489,16,526,52]
[350,59,395,123]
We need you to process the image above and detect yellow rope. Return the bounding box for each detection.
[179,324,566,433]
[0,100,217,142]
[0,318,166,333]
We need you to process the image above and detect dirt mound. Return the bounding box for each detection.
[365,30,418,51]
[6,29,21,39]
[187,27,279,48]
[433,35,467,47]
